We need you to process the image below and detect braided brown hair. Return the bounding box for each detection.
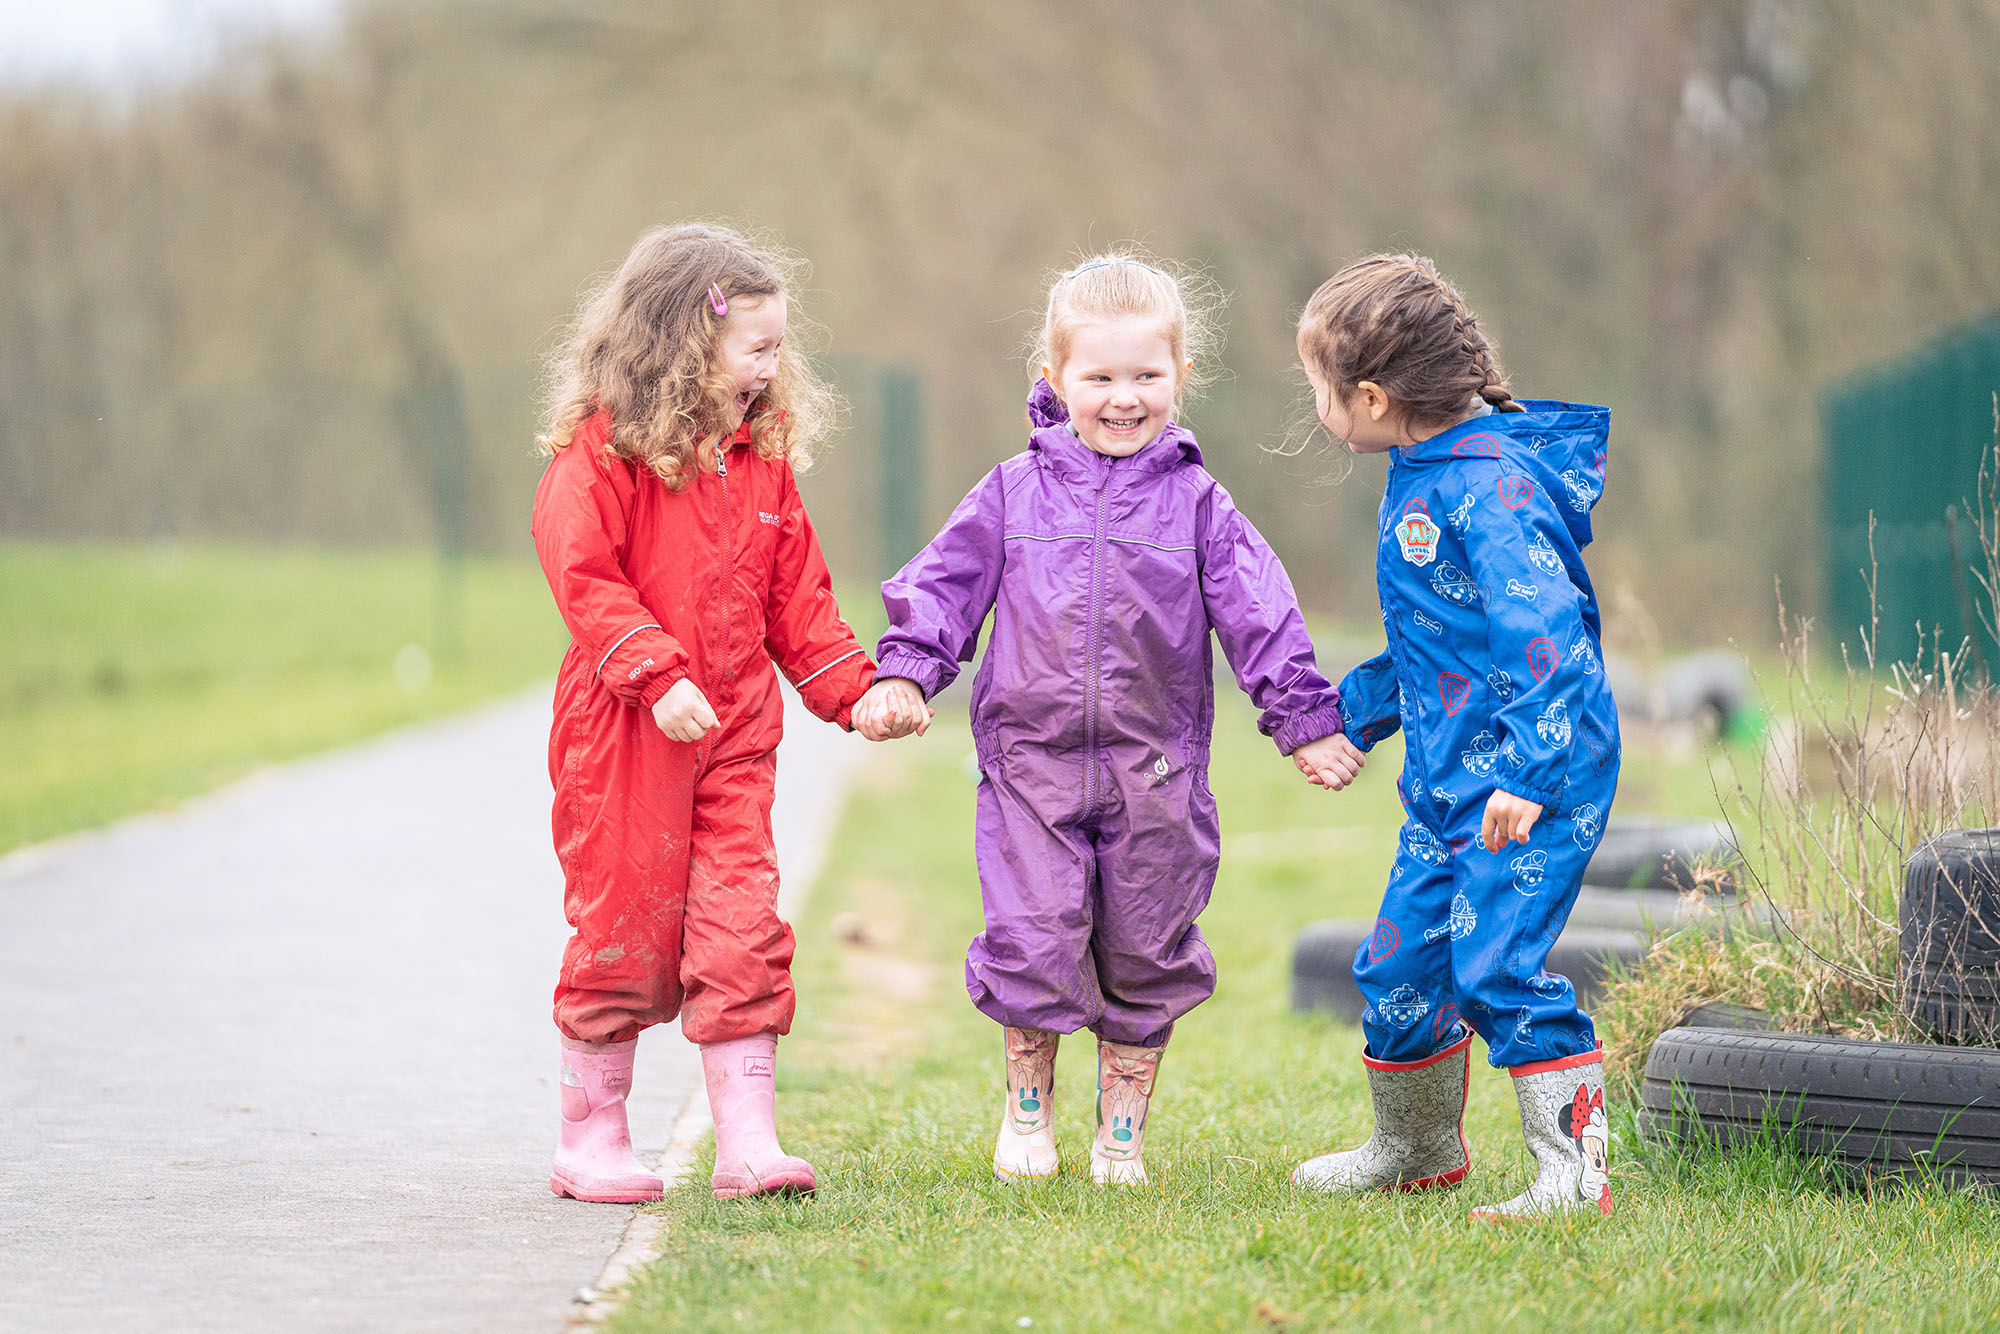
[1296,253,1524,432]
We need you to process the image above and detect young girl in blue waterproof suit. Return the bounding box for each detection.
[1289,254,1620,1220]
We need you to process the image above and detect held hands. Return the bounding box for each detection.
[1293,733,1366,791]
[852,677,933,742]
[1481,789,1544,853]
[652,677,719,743]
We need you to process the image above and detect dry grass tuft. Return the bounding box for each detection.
[1600,404,2000,1085]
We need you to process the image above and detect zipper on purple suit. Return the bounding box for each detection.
[1083,464,1111,813]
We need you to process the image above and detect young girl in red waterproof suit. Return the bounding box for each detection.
[532,224,877,1203]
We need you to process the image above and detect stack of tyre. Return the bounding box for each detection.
[1640,829,2000,1186]
[1290,816,1738,1023]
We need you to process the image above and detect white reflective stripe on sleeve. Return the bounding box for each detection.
[595,623,662,679]
[795,646,864,689]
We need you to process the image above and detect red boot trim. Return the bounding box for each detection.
[1394,1157,1471,1192]
[1361,1026,1475,1073]
[1507,1043,1604,1077]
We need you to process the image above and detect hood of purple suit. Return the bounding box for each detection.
[1025,378,1203,471]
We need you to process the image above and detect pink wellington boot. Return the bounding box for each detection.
[550,1035,665,1203]
[702,1034,817,1199]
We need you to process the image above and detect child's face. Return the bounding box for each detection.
[1304,364,1403,455]
[1045,318,1187,458]
[716,294,787,430]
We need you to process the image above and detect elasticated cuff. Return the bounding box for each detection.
[871,649,946,701]
[1336,698,1391,753]
[1496,775,1564,808]
[830,659,877,732]
[1274,705,1347,755]
[635,666,689,709]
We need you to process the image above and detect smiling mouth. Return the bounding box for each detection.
[736,388,762,412]
[1101,416,1144,431]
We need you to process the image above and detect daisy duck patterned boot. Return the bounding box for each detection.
[993,1027,1060,1182]
[1089,1038,1164,1186]
[1291,1027,1474,1193]
[1470,1050,1613,1221]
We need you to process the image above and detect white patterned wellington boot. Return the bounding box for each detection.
[1291,1028,1474,1193]
[993,1027,1060,1183]
[1470,1049,1614,1221]
[1089,1038,1164,1186]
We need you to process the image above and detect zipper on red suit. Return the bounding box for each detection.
[703,444,733,771]
[1083,462,1110,814]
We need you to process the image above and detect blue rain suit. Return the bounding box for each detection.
[1337,402,1621,1069]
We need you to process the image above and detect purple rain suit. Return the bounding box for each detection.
[875,380,1344,1047]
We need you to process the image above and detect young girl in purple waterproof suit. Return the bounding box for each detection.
[850,252,1357,1185]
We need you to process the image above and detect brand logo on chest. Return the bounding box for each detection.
[1395,498,1440,566]
[758,511,781,527]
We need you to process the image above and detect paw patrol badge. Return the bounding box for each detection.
[1395,499,1440,566]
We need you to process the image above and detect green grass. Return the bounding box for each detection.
[0,541,567,855]
[618,702,2000,1333]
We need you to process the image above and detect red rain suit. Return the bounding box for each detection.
[532,411,875,1046]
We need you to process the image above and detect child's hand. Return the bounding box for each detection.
[853,678,932,741]
[1293,733,1366,791]
[652,677,719,742]
[1481,790,1544,853]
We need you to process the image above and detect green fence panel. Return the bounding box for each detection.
[1822,316,2000,669]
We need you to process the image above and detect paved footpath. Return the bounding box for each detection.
[0,685,864,1333]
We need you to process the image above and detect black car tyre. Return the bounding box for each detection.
[1638,1027,2000,1185]
[1290,919,1645,1024]
[1584,817,1736,892]
[1901,829,2000,1043]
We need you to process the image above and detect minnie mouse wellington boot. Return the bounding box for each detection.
[1089,1038,1164,1186]
[550,1035,666,1203]
[702,1034,817,1199]
[1291,1028,1474,1193]
[1469,1051,1613,1221]
[993,1027,1060,1182]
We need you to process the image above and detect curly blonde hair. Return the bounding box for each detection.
[1030,246,1225,414]
[538,223,839,488]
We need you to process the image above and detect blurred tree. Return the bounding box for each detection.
[2,0,1996,652]
[194,16,471,655]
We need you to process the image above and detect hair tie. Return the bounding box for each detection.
[708,283,729,316]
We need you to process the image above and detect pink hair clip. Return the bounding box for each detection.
[707,283,728,316]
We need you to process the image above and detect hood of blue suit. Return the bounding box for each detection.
[1396,400,1611,548]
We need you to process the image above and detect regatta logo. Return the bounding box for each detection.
[758,511,782,526]
[627,656,655,682]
